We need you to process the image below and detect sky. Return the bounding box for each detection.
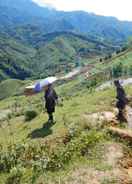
[32,0,132,21]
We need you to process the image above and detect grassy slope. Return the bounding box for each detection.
[0,79,32,100]
[93,48,132,74]
[0,48,132,183]
[0,78,132,183]
[0,81,114,144]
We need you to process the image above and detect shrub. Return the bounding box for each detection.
[6,166,25,184]
[99,58,103,62]
[24,110,37,121]
[121,46,127,52]
[86,78,98,89]
[0,129,104,184]
[116,50,121,54]
[104,56,108,60]
[112,62,123,78]
[108,54,112,59]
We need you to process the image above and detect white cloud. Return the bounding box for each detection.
[32,0,132,21]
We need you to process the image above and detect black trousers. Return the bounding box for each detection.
[48,113,53,121]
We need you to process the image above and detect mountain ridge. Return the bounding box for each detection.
[1,0,132,44]
[0,0,132,80]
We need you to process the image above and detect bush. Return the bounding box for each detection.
[116,50,121,54]
[121,46,127,52]
[0,129,104,183]
[24,110,37,121]
[6,166,25,184]
[108,54,112,59]
[99,58,103,62]
[104,56,108,60]
[112,62,123,78]
[86,78,98,89]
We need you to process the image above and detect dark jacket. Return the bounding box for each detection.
[45,87,58,113]
[116,86,128,109]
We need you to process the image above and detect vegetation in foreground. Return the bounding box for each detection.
[0,76,132,183]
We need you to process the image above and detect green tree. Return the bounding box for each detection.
[126,36,132,48]
[112,63,123,78]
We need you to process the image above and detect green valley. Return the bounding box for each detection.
[0,0,132,183]
[0,32,115,80]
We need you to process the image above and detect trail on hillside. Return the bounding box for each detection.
[126,106,132,129]
[0,109,11,121]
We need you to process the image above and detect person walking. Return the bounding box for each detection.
[114,80,128,122]
[44,84,58,123]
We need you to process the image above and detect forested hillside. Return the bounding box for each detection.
[0,0,132,80]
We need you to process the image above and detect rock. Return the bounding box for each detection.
[100,111,115,122]
[104,143,123,167]
[83,111,117,128]
[0,109,12,121]
[127,167,132,179]
[108,127,132,141]
[126,106,132,129]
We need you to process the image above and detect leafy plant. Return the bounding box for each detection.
[24,110,37,121]
[6,166,25,184]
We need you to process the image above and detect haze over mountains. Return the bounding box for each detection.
[0,0,132,80]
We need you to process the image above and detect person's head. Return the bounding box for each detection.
[43,84,52,91]
[114,80,121,87]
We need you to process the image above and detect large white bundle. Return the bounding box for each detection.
[24,84,35,96]
[34,77,57,92]
[24,77,57,96]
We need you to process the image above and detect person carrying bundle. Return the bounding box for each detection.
[44,84,58,123]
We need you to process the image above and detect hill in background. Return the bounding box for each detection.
[0,31,116,80]
[0,0,132,80]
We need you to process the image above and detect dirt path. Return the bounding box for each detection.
[0,109,12,121]
[62,143,131,184]
[60,64,94,81]
[126,106,132,129]
[96,78,132,91]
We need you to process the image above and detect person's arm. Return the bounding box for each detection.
[117,87,128,103]
[52,89,59,105]
[53,89,58,100]
[116,87,124,98]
